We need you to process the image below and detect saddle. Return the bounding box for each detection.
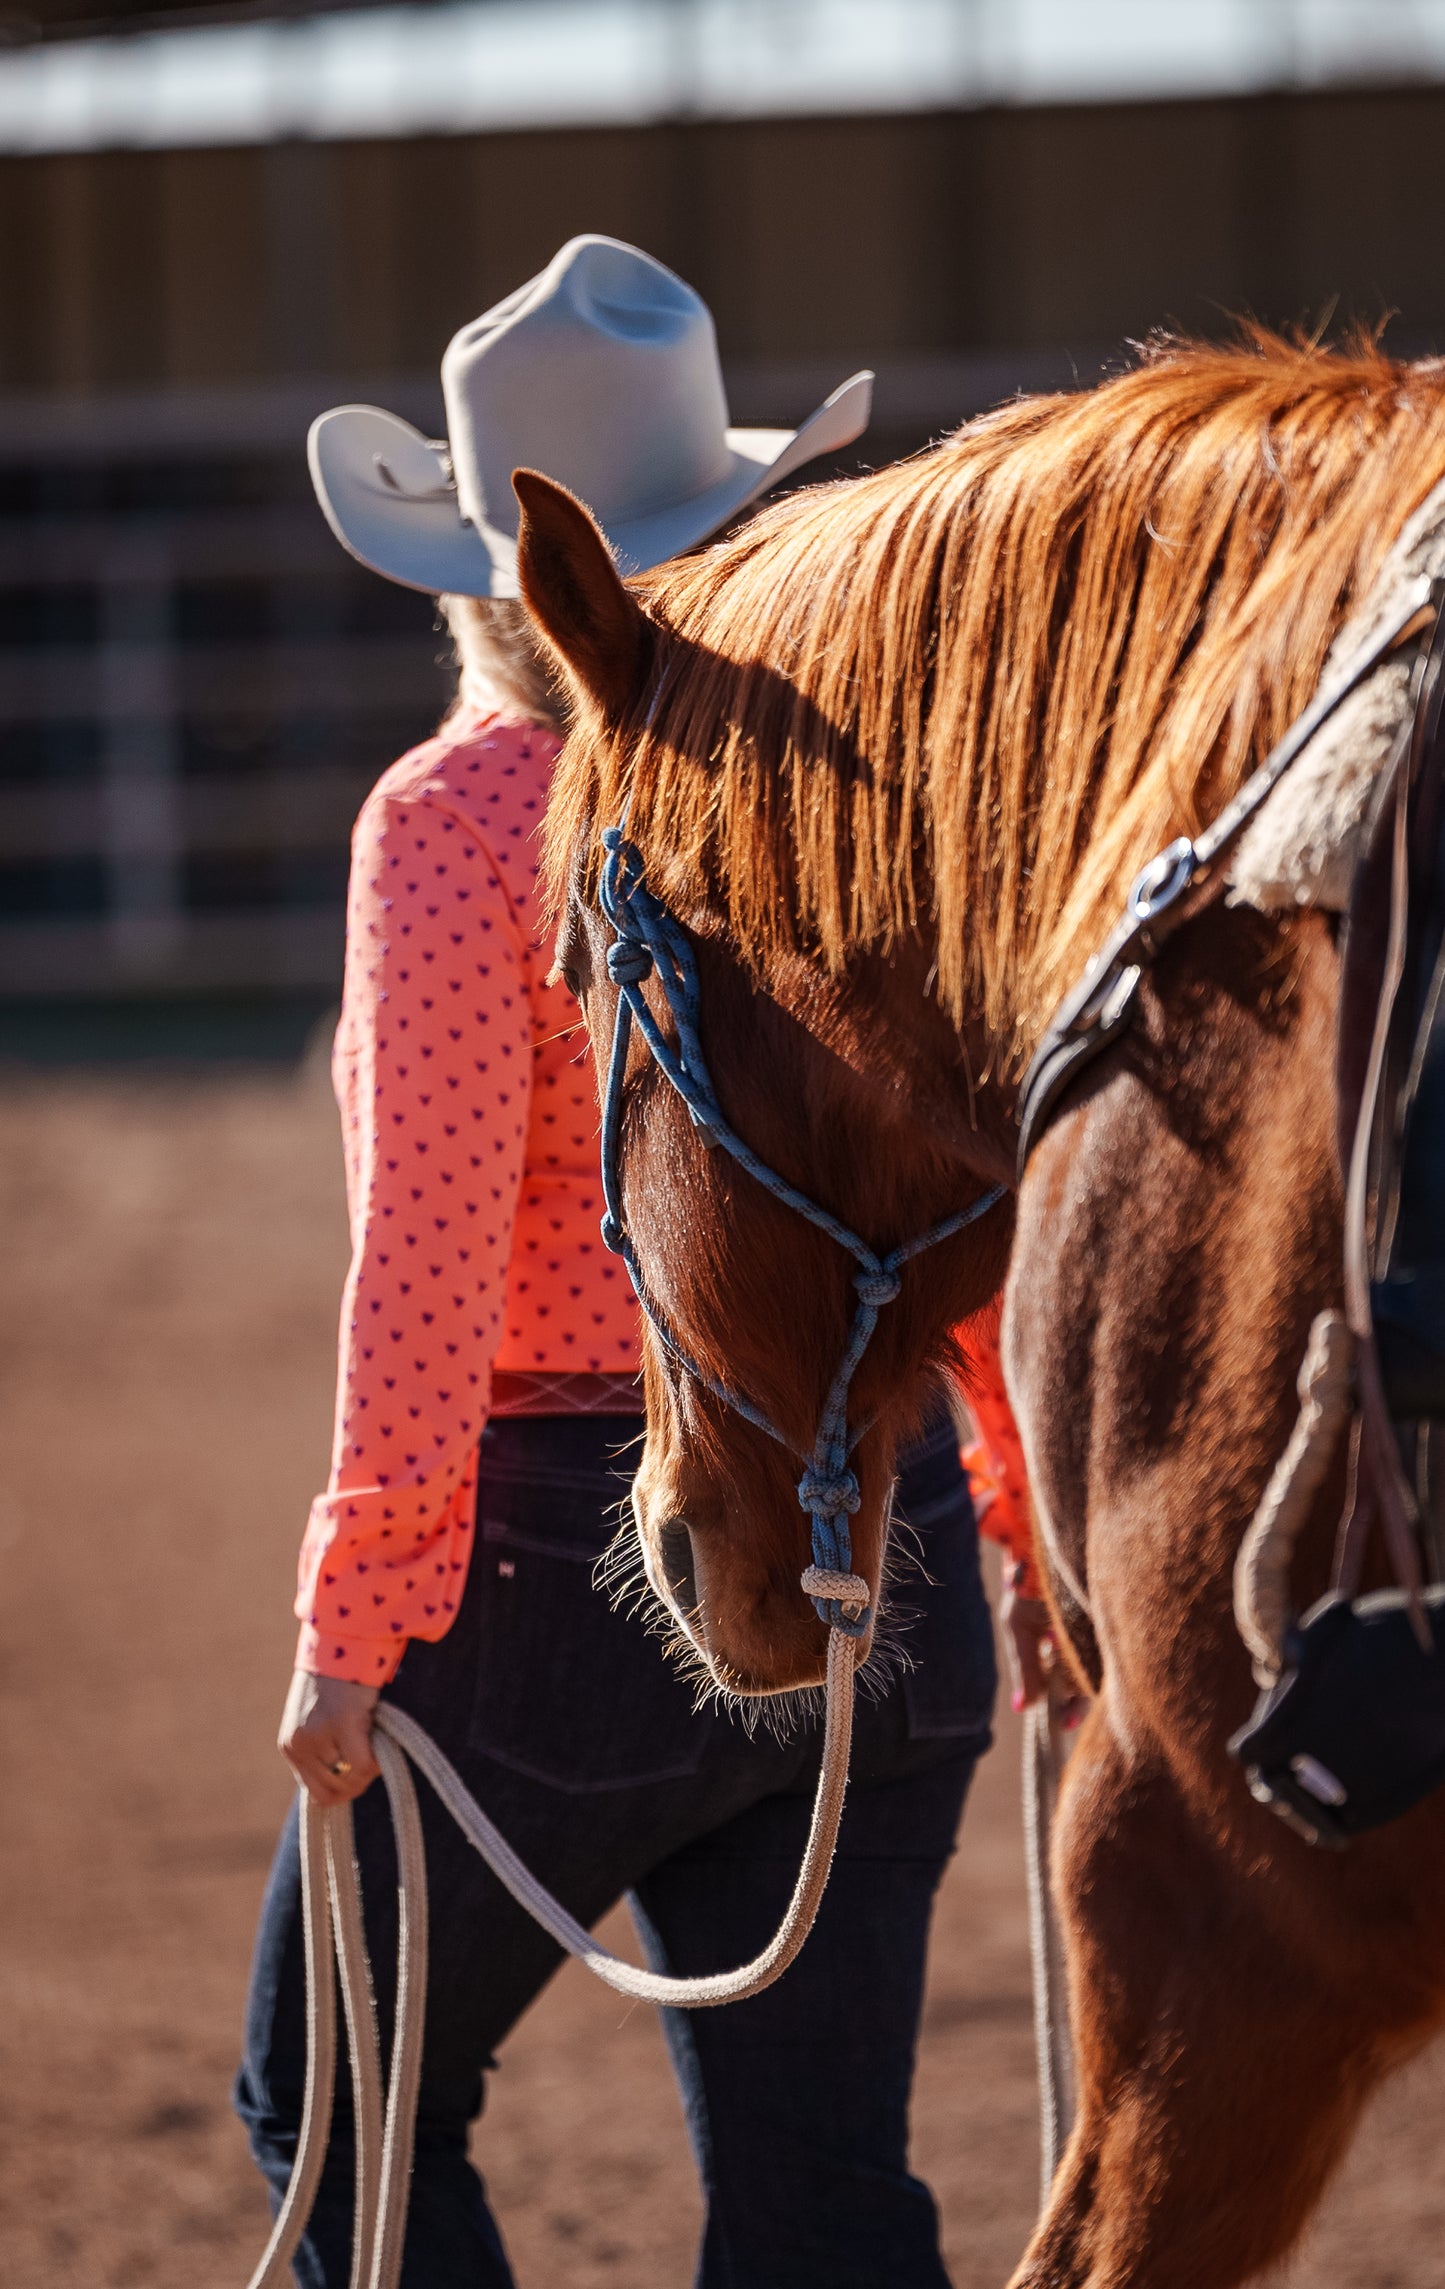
[1232,592,1445,1845]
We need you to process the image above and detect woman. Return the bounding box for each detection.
[236,235,998,2289]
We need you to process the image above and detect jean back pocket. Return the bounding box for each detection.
[468,1449,713,1793]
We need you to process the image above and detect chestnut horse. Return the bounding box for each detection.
[522,337,1445,2286]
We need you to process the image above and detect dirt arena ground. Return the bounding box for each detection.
[4,1064,1445,2289]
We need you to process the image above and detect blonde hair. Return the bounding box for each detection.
[549,332,1445,1063]
[440,593,567,729]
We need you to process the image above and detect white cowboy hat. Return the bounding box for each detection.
[307,234,872,596]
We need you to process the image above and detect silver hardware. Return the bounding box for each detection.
[371,453,457,500]
[1075,963,1141,1034]
[1126,837,1197,923]
[1289,1753,1348,1807]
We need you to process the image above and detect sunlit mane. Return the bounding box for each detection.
[546,332,1445,1063]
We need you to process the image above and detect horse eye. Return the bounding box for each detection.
[554,905,590,1002]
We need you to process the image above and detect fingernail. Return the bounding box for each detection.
[1011,1688,1025,1714]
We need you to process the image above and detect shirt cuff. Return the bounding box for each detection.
[295,1620,406,1686]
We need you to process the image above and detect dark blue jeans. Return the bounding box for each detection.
[236,1408,995,2289]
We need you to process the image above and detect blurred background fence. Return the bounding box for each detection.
[7,0,1445,1054]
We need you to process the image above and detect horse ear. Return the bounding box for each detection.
[513,468,648,723]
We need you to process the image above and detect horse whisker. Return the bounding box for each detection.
[593,1516,919,1738]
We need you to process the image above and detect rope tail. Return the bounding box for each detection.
[247,1627,863,2283]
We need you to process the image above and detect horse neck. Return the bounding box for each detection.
[1006,899,1344,1625]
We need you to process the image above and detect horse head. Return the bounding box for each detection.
[516,341,1445,1706]
[515,470,1012,1695]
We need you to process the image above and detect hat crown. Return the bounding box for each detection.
[441,235,732,541]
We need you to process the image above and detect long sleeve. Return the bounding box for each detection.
[295,783,533,1684]
[957,1314,1043,1600]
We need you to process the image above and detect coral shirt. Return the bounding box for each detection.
[956,1314,1042,1601]
[295,711,641,1685]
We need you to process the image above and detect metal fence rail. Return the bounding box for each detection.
[0,355,1078,1012]
[0,396,452,1004]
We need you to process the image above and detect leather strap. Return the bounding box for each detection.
[1336,597,1445,1613]
[1017,581,1442,1175]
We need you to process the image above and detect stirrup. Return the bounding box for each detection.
[1229,1584,1445,1847]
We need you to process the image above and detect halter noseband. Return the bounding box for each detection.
[594,823,1004,1639]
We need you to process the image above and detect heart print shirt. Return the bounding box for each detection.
[294,710,641,1684]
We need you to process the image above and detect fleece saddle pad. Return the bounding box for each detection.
[1229,474,1445,915]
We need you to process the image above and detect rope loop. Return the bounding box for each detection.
[600,1210,626,1255]
[797,1463,862,1519]
[853,1266,902,1309]
[800,1564,871,1617]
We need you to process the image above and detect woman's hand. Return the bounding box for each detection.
[999,1570,1087,1729]
[279,1669,382,1805]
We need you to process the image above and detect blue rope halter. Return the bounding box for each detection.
[596,825,1005,1638]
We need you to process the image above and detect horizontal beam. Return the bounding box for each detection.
[0,632,446,719]
[0,761,372,857]
[0,904,344,993]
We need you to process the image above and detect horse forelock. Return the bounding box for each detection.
[544,331,1445,1066]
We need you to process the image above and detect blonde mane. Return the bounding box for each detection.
[547,333,1445,1065]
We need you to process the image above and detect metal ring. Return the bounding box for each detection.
[1127,835,1196,922]
[329,1758,353,1778]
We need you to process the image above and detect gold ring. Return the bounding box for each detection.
[329,1758,352,1778]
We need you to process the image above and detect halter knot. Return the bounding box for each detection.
[797,1465,861,1519]
[606,939,654,986]
[600,1210,626,1255]
[853,1267,902,1309]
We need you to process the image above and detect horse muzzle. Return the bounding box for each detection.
[635,1489,860,1697]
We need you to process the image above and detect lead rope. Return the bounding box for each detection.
[247,1625,863,2289]
[248,810,992,2283]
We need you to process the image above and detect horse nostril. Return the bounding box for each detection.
[659,1521,699,1619]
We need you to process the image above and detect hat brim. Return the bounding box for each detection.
[308,371,873,599]
[308,405,500,596]
[606,370,873,574]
